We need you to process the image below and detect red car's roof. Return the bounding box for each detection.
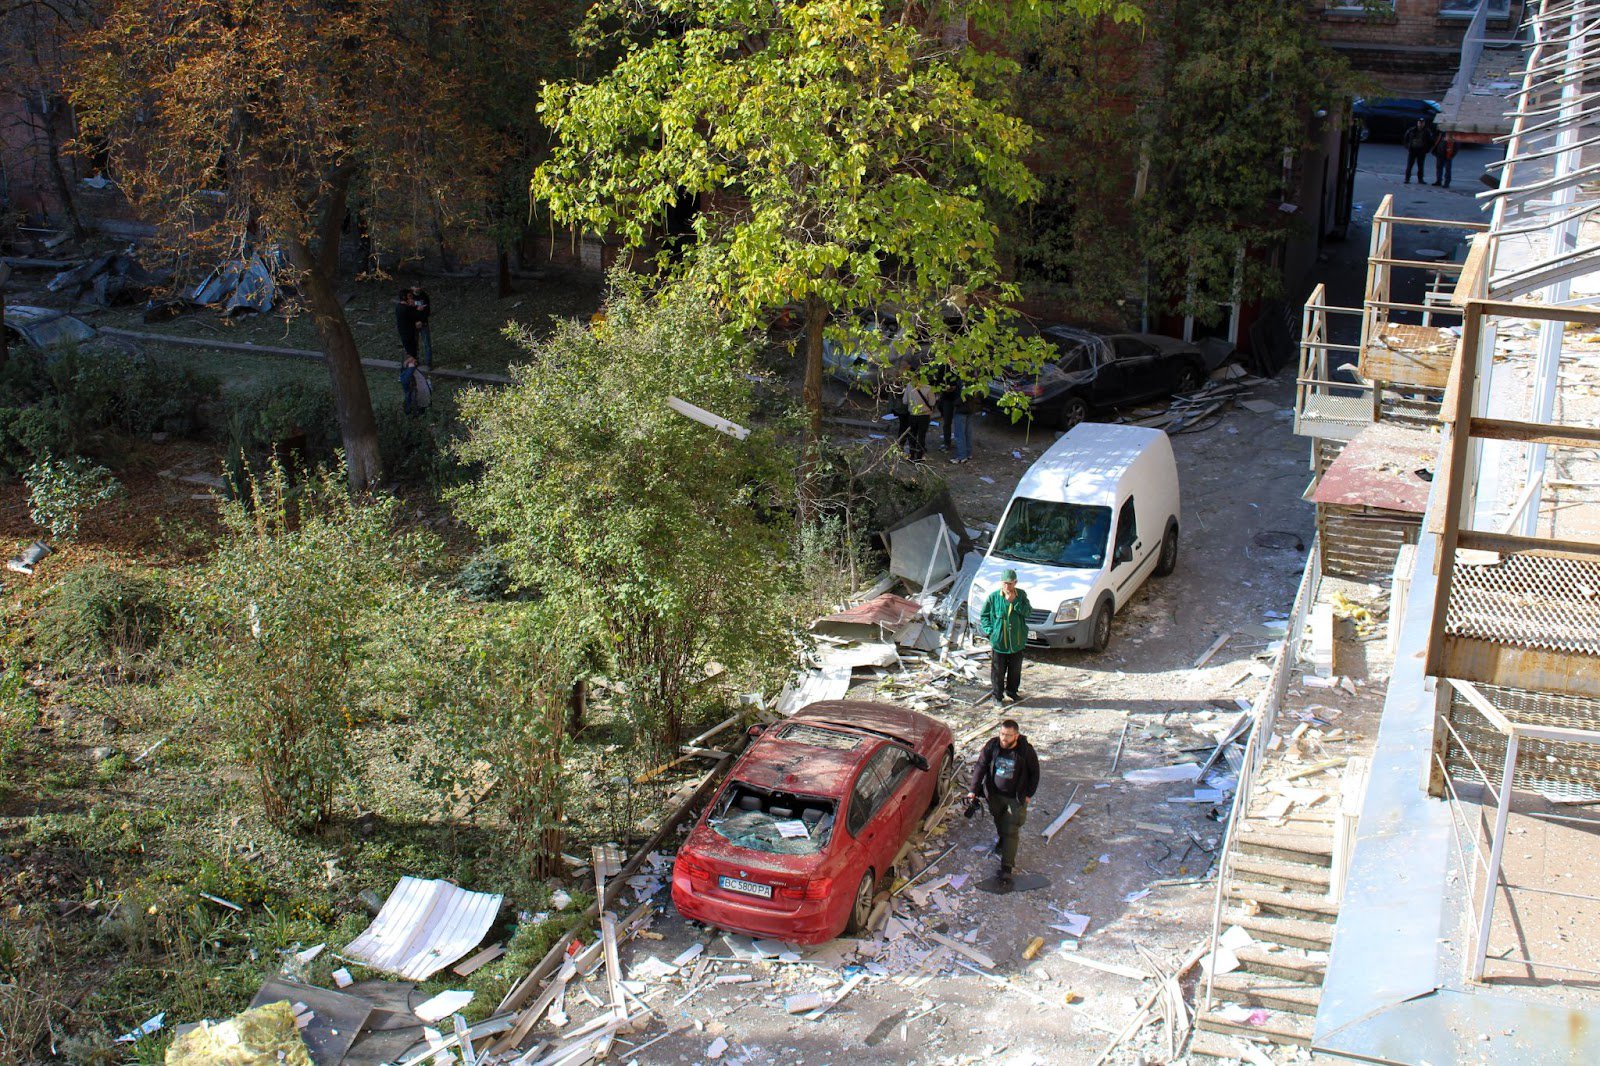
[733,701,946,797]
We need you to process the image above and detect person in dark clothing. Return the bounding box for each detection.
[400,353,421,416]
[903,381,936,462]
[408,285,434,368]
[395,289,421,361]
[950,391,979,464]
[966,719,1041,887]
[932,365,959,451]
[1403,119,1436,184]
[1432,131,1458,188]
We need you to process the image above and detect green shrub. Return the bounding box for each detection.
[33,564,170,678]
[22,456,122,540]
[220,375,340,487]
[453,549,521,602]
[0,347,219,473]
[0,663,38,797]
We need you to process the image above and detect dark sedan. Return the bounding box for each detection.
[990,326,1207,429]
[1352,98,1441,142]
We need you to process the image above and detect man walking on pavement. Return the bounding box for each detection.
[967,719,1040,888]
[980,569,1031,704]
[1403,118,1436,184]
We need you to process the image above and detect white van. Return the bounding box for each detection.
[967,423,1181,652]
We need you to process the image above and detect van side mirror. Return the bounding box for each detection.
[1114,543,1133,566]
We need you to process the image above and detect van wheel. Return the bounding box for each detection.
[1088,601,1113,653]
[1154,525,1179,577]
[846,870,877,934]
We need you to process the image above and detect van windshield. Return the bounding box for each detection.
[992,498,1112,569]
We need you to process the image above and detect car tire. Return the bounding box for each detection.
[1154,524,1179,577]
[846,870,876,934]
[1048,395,1089,431]
[1175,363,1203,395]
[1088,600,1113,653]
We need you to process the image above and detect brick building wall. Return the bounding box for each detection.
[1316,0,1524,96]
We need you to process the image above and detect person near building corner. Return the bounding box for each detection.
[980,569,1031,704]
[966,719,1041,888]
[1432,131,1458,188]
[1403,118,1436,184]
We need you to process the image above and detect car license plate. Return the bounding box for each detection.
[718,875,773,899]
[1028,630,1040,640]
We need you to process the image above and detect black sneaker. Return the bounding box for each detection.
[997,867,1014,889]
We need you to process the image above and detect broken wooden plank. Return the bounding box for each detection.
[1193,632,1232,669]
[1040,800,1083,842]
[804,972,866,1021]
[1054,952,1149,981]
[454,942,506,976]
[925,930,996,970]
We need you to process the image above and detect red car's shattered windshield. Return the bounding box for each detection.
[708,782,837,856]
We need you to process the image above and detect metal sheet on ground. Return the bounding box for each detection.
[249,978,373,1066]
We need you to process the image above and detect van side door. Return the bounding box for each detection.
[1110,496,1144,599]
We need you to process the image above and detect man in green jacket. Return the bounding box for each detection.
[980,568,1031,704]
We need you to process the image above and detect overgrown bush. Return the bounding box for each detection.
[23,456,122,540]
[220,375,340,486]
[32,565,169,679]
[399,604,579,879]
[454,549,520,602]
[186,461,437,830]
[0,346,218,472]
[375,399,463,489]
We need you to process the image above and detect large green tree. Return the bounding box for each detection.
[531,0,1134,471]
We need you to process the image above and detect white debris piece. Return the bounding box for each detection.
[342,877,502,980]
[414,989,474,1024]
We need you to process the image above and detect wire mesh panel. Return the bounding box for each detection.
[1445,682,1600,800]
[1445,552,1600,656]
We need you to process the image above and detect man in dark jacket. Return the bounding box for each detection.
[1403,118,1436,184]
[408,284,434,368]
[395,288,421,361]
[980,569,1031,703]
[966,719,1040,887]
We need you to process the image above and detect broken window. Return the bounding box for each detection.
[992,498,1112,570]
[708,782,835,855]
[1114,497,1138,564]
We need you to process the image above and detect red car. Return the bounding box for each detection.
[671,700,956,944]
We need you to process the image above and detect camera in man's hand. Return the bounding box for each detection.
[962,794,982,819]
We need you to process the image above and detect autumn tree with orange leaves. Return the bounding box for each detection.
[70,2,501,490]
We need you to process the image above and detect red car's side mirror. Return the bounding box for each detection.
[747,724,765,738]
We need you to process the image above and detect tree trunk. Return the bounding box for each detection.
[567,676,586,734]
[40,100,85,239]
[498,245,514,299]
[284,237,384,491]
[799,296,828,517]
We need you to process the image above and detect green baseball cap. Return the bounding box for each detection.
[1000,568,1018,582]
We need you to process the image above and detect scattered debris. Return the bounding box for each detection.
[165,1002,309,1066]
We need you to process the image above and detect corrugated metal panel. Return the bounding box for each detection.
[342,877,503,980]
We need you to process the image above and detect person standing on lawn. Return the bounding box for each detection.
[395,288,421,361]
[980,569,1030,703]
[966,719,1040,888]
[950,389,979,464]
[408,284,434,368]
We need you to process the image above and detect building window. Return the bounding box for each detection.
[1323,0,1395,13]
[1439,0,1511,16]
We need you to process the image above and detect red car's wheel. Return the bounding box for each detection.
[846,870,876,934]
[930,748,958,815]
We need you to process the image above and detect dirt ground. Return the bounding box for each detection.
[591,375,1318,1065]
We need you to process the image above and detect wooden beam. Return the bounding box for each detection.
[1425,302,1481,680]
[1471,299,1600,326]
[1456,529,1600,560]
[1468,416,1600,449]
